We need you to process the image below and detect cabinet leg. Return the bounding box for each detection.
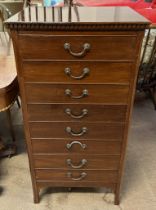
[114,194,120,205]
[34,195,40,204]
[33,186,40,204]
[114,186,120,205]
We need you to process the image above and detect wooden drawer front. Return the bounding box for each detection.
[32,139,122,154]
[26,84,129,104]
[33,154,120,170]
[19,34,137,60]
[35,169,118,183]
[37,181,116,188]
[28,104,127,122]
[29,122,124,140]
[23,61,132,84]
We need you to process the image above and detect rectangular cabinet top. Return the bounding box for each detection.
[5,6,150,31]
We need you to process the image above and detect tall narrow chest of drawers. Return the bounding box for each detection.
[6,6,149,204]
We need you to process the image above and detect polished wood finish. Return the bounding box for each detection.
[5,6,149,30]
[6,5,149,205]
[0,77,18,110]
[35,169,118,183]
[29,122,124,140]
[32,139,122,154]
[0,57,18,109]
[26,84,129,104]
[23,61,132,84]
[18,34,137,60]
[27,104,127,122]
[37,181,116,189]
[33,154,120,170]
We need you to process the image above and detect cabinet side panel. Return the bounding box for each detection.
[115,30,145,205]
[10,30,40,203]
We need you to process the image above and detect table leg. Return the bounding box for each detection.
[6,108,16,142]
[16,96,21,109]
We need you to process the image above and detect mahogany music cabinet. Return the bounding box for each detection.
[5,6,149,204]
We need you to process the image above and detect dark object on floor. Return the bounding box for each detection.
[0,137,16,158]
[0,186,3,195]
[0,140,17,158]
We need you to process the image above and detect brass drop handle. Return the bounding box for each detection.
[65,108,88,119]
[66,126,88,137]
[67,172,87,181]
[64,67,90,80]
[65,89,88,99]
[66,159,87,169]
[64,43,91,57]
[66,141,87,150]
